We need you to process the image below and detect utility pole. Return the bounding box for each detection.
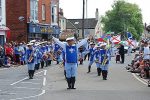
[82,0,85,38]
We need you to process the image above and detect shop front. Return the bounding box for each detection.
[0,26,10,64]
[28,23,60,41]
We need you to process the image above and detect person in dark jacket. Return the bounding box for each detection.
[118,43,125,64]
[0,45,4,67]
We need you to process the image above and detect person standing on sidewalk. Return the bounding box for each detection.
[0,45,4,67]
[143,41,150,60]
[53,36,88,89]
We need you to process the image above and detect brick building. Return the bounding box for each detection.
[6,0,60,42]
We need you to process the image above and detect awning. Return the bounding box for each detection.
[0,26,10,31]
[0,26,11,39]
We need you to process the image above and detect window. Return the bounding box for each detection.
[42,4,46,20]
[0,0,2,17]
[30,0,38,21]
[51,5,57,24]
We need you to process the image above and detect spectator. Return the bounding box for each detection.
[0,45,4,67]
[5,43,14,62]
[143,42,150,60]
[14,44,20,64]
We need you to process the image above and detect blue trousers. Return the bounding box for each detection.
[89,60,94,66]
[27,63,35,70]
[101,64,109,70]
[65,63,77,78]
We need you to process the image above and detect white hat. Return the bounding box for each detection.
[101,43,107,46]
[27,43,33,46]
[66,37,75,41]
[90,42,95,45]
[35,42,40,46]
[30,40,36,43]
[95,45,101,48]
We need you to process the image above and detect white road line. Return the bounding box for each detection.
[132,73,147,85]
[10,90,45,100]
[21,82,40,85]
[44,70,47,76]
[10,70,45,86]
[0,68,9,71]
[14,87,40,90]
[43,77,46,86]
[10,77,28,86]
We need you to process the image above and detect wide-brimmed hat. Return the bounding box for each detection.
[27,43,33,46]
[66,37,75,41]
[101,43,107,47]
[30,40,36,43]
[90,42,95,45]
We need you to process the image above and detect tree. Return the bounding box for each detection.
[101,0,143,40]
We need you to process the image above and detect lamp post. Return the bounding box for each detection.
[82,0,85,39]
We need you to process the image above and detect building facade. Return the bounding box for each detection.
[66,18,98,39]
[0,0,10,46]
[59,8,66,32]
[6,0,60,42]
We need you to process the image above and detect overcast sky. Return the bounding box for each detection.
[59,0,150,23]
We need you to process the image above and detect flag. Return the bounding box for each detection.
[110,35,121,44]
[126,38,136,47]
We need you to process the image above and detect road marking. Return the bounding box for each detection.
[44,70,47,76]
[14,87,40,90]
[10,90,45,100]
[132,73,147,85]
[0,68,9,71]
[43,77,46,86]
[10,70,45,86]
[21,82,40,85]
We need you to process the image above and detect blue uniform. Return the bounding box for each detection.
[95,49,101,68]
[88,48,95,66]
[53,37,88,89]
[100,49,110,70]
[26,49,35,70]
[65,45,78,78]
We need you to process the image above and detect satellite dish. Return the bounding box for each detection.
[18,16,25,21]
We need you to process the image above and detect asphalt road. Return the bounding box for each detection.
[0,54,150,100]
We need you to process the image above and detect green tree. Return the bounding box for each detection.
[101,0,143,40]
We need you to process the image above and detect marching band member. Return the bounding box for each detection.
[95,45,102,76]
[100,43,110,80]
[54,43,61,64]
[78,46,84,65]
[26,43,35,79]
[87,42,96,73]
[53,36,89,89]
[35,43,42,70]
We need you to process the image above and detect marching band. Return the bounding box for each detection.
[24,36,111,89]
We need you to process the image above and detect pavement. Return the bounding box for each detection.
[0,54,150,100]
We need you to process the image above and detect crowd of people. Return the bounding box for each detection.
[0,36,149,88]
[126,40,150,87]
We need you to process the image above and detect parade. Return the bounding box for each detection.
[0,0,150,99]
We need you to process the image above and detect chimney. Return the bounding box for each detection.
[95,8,99,20]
